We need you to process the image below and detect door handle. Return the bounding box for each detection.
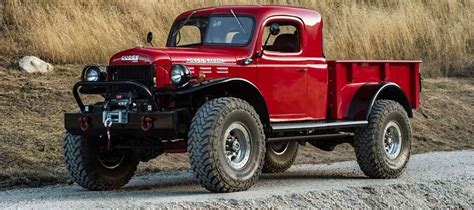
[298,68,308,73]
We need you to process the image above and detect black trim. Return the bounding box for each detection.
[347,83,384,121]
[156,77,260,95]
[73,81,158,112]
[156,77,271,130]
[64,108,190,138]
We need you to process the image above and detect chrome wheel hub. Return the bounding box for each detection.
[383,121,402,159]
[232,141,241,151]
[223,122,251,170]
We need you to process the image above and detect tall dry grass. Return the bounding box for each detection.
[1,0,472,76]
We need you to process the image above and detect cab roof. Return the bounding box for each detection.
[173,5,324,57]
[175,5,322,27]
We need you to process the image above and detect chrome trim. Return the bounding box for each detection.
[367,82,399,119]
[103,109,128,125]
[267,133,353,143]
[271,121,368,132]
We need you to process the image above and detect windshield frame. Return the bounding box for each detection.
[166,14,256,48]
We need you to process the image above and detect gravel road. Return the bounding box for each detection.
[1,150,472,208]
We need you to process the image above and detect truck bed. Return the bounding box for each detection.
[327,60,421,120]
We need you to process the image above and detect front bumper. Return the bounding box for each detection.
[67,80,191,138]
[65,108,190,138]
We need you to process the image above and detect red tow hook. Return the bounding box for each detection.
[141,116,154,132]
[78,116,90,131]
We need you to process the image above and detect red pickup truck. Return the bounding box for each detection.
[64,5,421,192]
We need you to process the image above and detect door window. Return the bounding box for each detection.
[262,23,300,53]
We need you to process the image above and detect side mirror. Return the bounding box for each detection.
[146,32,153,46]
[269,23,280,36]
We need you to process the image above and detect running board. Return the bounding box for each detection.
[271,121,368,132]
[267,133,353,143]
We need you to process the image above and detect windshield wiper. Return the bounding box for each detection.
[172,10,196,37]
[230,9,247,34]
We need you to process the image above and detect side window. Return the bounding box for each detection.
[262,23,300,53]
[175,25,201,46]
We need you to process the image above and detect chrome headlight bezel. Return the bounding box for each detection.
[170,64,191,86]
[82,66,105,82]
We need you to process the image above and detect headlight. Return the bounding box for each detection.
[82,66,105,82]
[170,64,191,86]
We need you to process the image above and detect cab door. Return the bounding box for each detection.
[256,17,308,121]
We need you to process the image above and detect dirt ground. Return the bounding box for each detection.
[0,62,473,189]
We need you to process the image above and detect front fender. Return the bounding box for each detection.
[156,78,270,129]
[156,78,252,95]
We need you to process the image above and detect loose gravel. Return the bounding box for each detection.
[0,150,472,208]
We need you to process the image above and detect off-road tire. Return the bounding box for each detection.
[354,100,412,178]
[187,97,266,192]
[64,132,138,191]
[262,142,298,173]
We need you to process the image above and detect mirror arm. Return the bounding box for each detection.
[263,33,272,49]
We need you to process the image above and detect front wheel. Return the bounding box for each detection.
[354,100,412,178]
[64,133,138,190]
[187,97,265,192]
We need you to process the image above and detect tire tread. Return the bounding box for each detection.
[187,97,265,192]
[354,100,412,178]
[64,133,137,191]
[262,142,298,173]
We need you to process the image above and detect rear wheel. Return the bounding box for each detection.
[64,133,138,190]
[262,142,298,173]
[187,97,265,192]
[354,100,412,178]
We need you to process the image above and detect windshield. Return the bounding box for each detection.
[168,15,254,47]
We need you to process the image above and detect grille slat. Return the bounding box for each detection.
[106,65,155,93]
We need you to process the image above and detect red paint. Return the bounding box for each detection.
[109,5,421,122]
[327,61,421,120]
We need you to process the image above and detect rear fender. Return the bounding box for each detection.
[348,82,413,121]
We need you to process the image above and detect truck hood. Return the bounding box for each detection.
[109,46,250,87]
[109,47,249,66]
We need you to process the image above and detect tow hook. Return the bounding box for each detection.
[141,116,154,132]
[104,116,113,151]
[79,116,90,131]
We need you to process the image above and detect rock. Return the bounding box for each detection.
[18,56,53,73]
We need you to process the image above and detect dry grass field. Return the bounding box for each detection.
[1,0,472,76]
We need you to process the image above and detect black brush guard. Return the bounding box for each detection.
[72,81,158,112]
[65,81,189,138]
